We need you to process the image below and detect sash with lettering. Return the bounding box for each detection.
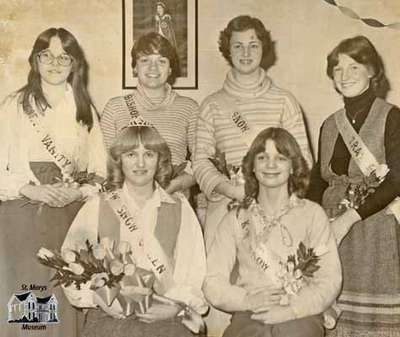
[214,91,263,149]
[105,190,174,293]
[24,98,74,177]
[124,94,140,119]
[335,110,400,221]
[241,207,283,286]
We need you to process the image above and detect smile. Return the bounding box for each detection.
[341,82,356,88]
[262,172,281,177]
[132,170,148,175]
[239,59,253,65]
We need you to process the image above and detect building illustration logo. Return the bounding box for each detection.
[7,291,58,324]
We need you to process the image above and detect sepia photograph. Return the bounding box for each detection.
[123,0,198,88]
[1,1,400,337]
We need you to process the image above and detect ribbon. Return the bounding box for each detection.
[323,0,400,30]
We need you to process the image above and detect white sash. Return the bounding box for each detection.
[335,110,400,221]
[243,209,283,286]
[105,190,174,289]
[24,101,75,177]
[215,91,262,149]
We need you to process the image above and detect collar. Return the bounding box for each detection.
[134,83,176,111]
[223,68,272,99]
[121,182,176,209]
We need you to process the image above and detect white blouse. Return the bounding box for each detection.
[62,184,207,314]
[0,86,107,200]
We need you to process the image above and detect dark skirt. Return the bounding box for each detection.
[223,312,324,337]
[323,180,400,337]
[0,162,84,337]
[82,309,198,337]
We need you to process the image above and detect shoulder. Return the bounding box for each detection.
[268,82,300,105]
[103,95,126,110]
[173,93,199,108]
[1,91,22,107]
[299,198,329,221]
[199,89,226,112]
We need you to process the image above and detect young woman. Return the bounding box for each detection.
[101,32,197,196]
[62,124,207,337]
[193,15,312,251]
[307,35,400,337]
[204,128,341,337]
[0,28,106,337]
[193,16,312,335]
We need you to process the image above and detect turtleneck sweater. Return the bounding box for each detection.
[100,83,199,165]
[193,68,312,199]
[307,87,400,219]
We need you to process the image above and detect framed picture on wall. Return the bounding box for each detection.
[122,0,198,89]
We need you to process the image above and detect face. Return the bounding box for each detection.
[333,53,373,97]
[156,4,164,16]
[37,36,73,87]
[229,28,263,76]
[135,53,171,89]
[121,141,159,188]
[253,139,292,192]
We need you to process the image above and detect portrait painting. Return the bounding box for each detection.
[123,0,198,89]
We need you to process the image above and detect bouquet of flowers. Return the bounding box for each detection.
[276,242,326,306]
[208,149,244,186]
[37,239,205,334]
[339,164,389,212]
[37,238,154,315]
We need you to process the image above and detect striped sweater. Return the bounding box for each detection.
[100,84,199,165]
[193,69,312,199]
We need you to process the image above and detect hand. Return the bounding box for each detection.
[244,285,285,313]
[93,292,125,319]
[231,184,245,201]
[135,303,181,323]
[20,184,82,207]
[251,305,296,324]
[330,208,361,245]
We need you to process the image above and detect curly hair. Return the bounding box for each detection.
[131,32,180,84]
[326,35,389,98]
[218,15,273,70]
[18,27,95,130]
[107,126,172,190]
[241,127,310,208]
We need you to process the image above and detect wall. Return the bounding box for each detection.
[1,0,400,155]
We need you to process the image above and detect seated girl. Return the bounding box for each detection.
[203,127,341,337]
[62,122,207,337]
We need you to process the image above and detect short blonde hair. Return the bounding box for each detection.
[107,126,172,189]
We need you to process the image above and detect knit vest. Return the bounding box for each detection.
[320,98,392,182]
[97,192,182,262]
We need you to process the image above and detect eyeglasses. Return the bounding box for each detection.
[37,50,73,67]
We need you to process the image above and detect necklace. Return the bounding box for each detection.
[350,109,363,125]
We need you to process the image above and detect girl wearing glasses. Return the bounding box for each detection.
[0,28,106,337]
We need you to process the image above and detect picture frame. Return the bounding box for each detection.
[122,0,198,89]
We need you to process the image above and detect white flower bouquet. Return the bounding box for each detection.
[37,238,154,315]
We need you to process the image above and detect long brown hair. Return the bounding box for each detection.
[18,27,95,130]
[241,127,309,208]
